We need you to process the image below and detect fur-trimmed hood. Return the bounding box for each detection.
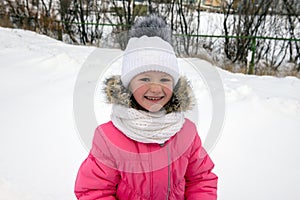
[103,75,194,113]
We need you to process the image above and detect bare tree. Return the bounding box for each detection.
[223,0,300,74]
[1,0,62,39]
[0,0,13,27]
[282,0,300,71]
[60,0,106,45]
[108,0,150,49]
[247,0,300,74]
[59,0,77,42]
[165,0,198,56]
[223,0,272,73]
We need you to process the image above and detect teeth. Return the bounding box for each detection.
[146,97,162,100]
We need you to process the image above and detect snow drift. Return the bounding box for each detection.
[0,27,300,199]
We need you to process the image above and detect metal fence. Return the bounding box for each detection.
[1,15,299,74]
[173,33,300,74]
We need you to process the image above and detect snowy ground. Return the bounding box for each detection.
[0,27,300,200]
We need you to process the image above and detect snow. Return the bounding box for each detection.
[1,27,300,199]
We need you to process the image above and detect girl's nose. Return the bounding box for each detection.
[149,83,163,93]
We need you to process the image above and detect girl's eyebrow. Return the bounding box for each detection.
[140,72,171,78]
[139,73,151,77]
[160,74,172,78]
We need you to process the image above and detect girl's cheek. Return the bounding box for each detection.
[132,84,147,95]
[130,82,144,92]
[163,84,173,93]
[163,81,173,89]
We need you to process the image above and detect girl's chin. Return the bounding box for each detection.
[146,104,164,113]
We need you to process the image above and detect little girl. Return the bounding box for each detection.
[75,15,217,200]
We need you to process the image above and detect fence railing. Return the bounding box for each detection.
[2,15,299,74]
[174,33,300,74]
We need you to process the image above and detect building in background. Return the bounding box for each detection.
[203,0,227,7]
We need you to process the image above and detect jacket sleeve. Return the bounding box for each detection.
[74,153,120,200]
[184,134,218,200]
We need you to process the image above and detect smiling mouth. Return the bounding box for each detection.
[145,96,164,101]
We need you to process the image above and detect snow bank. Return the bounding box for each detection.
[0,27,300,199]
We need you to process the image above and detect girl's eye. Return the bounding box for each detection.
[160,78,171,82]
[139,78,150,82]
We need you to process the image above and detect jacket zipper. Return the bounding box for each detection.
[166,145,171,200]
[148,145,153,199]
[151,144,171,200]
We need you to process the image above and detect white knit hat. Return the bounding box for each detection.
[121,36,179,88]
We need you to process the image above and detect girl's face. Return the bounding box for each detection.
[129,71,174,112]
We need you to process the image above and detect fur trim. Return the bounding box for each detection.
[103,75,194,113]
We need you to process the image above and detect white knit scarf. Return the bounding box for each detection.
[111,104,185,144]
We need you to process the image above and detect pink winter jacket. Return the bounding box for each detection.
[75,119,217,199]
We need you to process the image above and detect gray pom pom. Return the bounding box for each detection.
[129,14,172,44]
